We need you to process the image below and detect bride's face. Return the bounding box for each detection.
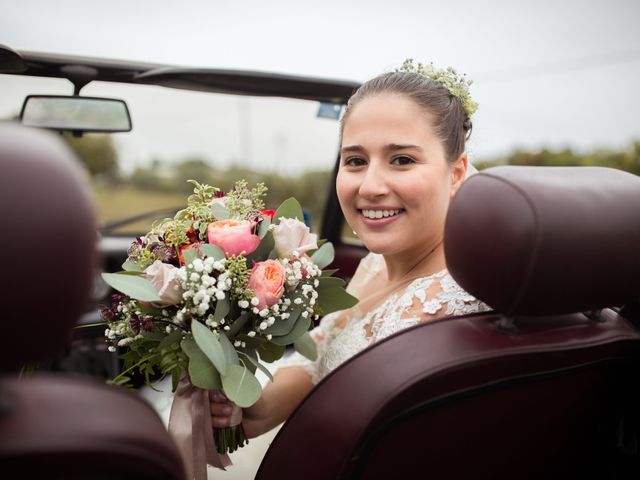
[337,93,466,258]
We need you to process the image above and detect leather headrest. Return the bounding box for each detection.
[444,166,640,316]
[0,123,96,371]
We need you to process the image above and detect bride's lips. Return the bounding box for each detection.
[358,208,405,227]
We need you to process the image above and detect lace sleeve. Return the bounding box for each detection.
[370,271,490,342]
[274,252,382,383]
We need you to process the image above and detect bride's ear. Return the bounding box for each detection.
[449,153,468,198]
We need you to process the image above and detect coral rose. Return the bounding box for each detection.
[207,219,260,257]
[248,260,285,309]
[272,217,318,257]
[144,260,183,305]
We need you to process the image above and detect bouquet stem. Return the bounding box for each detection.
[214,424,248,454]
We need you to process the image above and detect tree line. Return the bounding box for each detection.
[475,141,640,175]
[64,133,640,225]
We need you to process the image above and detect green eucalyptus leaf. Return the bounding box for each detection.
[320,269,339,277]
[227,311,251,337]
[315,277,359,315]
[264,303,303,336]
[212,297,231,322]
[182,246,199,265]
[257,216,271,239]
[157,329,183,351]
[311,242,334,270]
[257,342,286,363]
[271,316,311,346]
[273,197,304,222]
[219,332,240,365]
[122,259,142,272]
[246,231,274,264]
[181,338,222,390]
[140,331,164,342]
[240,352,274,382]
[191,321,227,376]
[221,364,262,408]
[212,203,230,220]
[101,273,160,302]
[199,243,225,261]
[294,332,318,361]
[317,276,346,289]
[171,368,181,392]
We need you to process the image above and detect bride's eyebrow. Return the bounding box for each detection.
[340,145,366,154]
[385,143,423,152]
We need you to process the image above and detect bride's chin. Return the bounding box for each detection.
[358,237,397,256]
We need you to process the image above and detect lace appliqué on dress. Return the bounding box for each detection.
[279,266,489,384]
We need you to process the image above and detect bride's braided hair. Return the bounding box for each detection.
[341,67,474,163]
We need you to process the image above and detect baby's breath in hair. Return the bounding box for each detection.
[396,59,478,117]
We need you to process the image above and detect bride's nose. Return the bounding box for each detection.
[358,161,389,198]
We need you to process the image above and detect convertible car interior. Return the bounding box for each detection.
[1,44,640,479]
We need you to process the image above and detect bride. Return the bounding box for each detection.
[207,59,489,471]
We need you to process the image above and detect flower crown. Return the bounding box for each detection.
[396,58,478,117]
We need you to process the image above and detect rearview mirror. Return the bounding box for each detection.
[20,95,132,133]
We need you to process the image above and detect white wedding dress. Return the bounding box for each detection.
[281,252,490,384]
[141,252,489,479]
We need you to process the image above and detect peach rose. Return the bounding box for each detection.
[207,219,260,257]
[248,260,285,309]
[144,260,183,305]
[272,217,318,257]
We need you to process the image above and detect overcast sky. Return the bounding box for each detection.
[1,0,639,172]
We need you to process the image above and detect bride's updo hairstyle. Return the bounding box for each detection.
[341,60,477,164]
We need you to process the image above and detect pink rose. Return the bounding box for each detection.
[272,218,318,257]
[207,219,260,257]
[144,260,183,305]
[248,260,286,309]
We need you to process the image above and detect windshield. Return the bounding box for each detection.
[0,74,342,234]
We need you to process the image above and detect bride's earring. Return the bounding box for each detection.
[352,230,358,237]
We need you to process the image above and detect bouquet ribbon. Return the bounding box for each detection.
[169,375,232,479]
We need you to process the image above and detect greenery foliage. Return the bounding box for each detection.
[475,141,640,174]
[63,133,119,180]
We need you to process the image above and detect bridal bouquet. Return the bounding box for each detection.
[99,180,357,470]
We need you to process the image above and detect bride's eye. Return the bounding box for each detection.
[342,156,367,167]
[391,155,415,166]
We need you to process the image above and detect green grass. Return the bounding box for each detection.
[93,186,186,234]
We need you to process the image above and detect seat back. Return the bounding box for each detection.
[257,166,640,479]
[0,124,185,479]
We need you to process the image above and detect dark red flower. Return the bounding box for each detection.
[99,304,115,322]
[141,315,154,332]
[129,314,141,335]
[186,227,198,242]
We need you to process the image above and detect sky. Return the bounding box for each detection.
[1,0,639,173]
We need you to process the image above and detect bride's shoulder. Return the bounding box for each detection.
[405,269,490,318]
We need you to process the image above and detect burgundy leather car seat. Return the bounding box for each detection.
[0,124,186,479]
[257,166,640,479]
